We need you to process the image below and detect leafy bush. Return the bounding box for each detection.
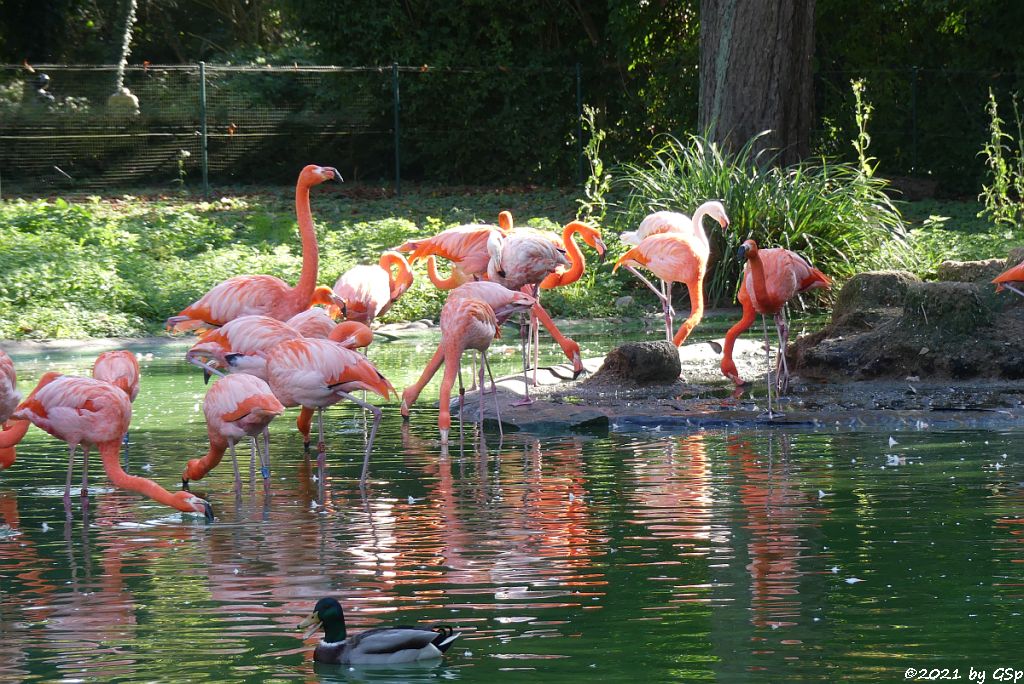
[611,133,911,306]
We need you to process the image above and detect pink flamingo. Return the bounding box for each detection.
[401,288,535,444]
[720,240,830,403]
[993,260,1024,298]
[285,306,338,338]
[1,349,22,470]
[182,374,285,494]
[616,202,731,343]
[92,350,141,445]
[166,165,342,332]
[394,211,513,289]
[326,251,414,324]
[264,338,394,482]
[0,373,213,519]
[186,315,303,381]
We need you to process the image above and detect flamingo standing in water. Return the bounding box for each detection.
[92,350,140,445]
[393,211,513,289]
[616,202,731,344]
[0,373,213,519]
[264,338,394,482]
[186,315,303,380]
[720,240,830,403]
[326,251,414,324]
[993,259,1024,298]
[401,287,535,444]
[166,165,342,332]
[1,349,21,470]
[182,374,285,494]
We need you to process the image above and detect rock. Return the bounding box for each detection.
[832,271,920,321]
[1007,247,1024,268]
[935,258,1006,284]
[898,281,993,335]
[590,341,681,383]
[614,295,634,309]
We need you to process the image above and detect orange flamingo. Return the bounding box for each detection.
[186,315,303,380]
[182,374,285,494]
[326,251,414,324]
[720,240,830,399]
[264,338,394,481]
[401,289,535,444]
[1,348,22,470]
[615,202,730,344]
[286,306,338,338]
[0,373,213,519]
[165,165,342,332]
[394,211,513,289]
[993,259,1024,298]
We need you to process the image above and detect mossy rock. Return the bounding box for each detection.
[1007,246,1024,267]
[898,281,993,335]
[935,258,1006,284]
[591,340,681,383]
[832,270,920,321]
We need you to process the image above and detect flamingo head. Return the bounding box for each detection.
[721,358,742,385]
[497,210,514,233]
[299,165,343,187]
[172,491,215,522]
[572,222,607,261]
[706,201,730,229]
[565,339,584,378]
[737,239,759,261]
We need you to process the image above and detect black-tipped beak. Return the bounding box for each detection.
[203,369,211,384]
[182,478,191,491]
[737,244,750,261]
[331,168,344,182]
[595,239,607,263]
[203,501,215,522]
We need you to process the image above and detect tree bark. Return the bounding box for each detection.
[698,0,815,166]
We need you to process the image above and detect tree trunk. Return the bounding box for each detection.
[698,0,815,166]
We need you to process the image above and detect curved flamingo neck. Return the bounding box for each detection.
[293,179,319,308]
[426,256,462,289]
[559,222,587,285]
[746,247,775,311]
[100,442,194,512]
[690,206,713,251]
[183,441,227,482]
[0,419,29,450]
[380,253,412,298]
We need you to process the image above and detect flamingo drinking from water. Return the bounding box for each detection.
[720,240,830,400]
[166,165,342,332]
[0,373,213,519]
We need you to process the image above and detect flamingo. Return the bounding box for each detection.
[92,350,140,446]
[186,315,303,381]
[401,288,535,444]
[720,240,830,402]
[264,338,394,482]
[327,251,414,324]
[993,259,1024,298]
[286,306,338,338]
[1,349,22,470]
[393,211,513,289]
[181,374,285,494]
[0,373,213,519]
[166,165,342,332]
[616,202,731,343]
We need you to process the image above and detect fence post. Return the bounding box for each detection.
[392,62,401,197]
[910,65,918,174]
[199,61,210,195]
[575,63,584,185]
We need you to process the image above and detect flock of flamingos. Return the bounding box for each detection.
[3,163,1024,526]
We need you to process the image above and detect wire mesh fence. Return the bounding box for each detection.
[0,62,1021,197]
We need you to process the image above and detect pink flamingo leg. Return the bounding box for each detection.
[232,440,243,494]
[80,445,90,497]
[775,310,790,395]
[316,407,326,470]
[483,352,503,439]
[335,390,381,486]
[664,281,674,342]
[761,315,777,418]
[512,312,534,407]
[64,443,76,508]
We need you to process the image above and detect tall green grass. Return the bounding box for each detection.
[612,133,911,306]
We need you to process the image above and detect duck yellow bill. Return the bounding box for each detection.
[297,612,321,640]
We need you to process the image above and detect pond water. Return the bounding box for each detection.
[1,326,1022,683]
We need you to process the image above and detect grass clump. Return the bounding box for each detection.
[611,133,910,306]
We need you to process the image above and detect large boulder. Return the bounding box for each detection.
[832,270,920,321]
[935,258,1006,284]
[591,340,681,383]
[898,281,993,335]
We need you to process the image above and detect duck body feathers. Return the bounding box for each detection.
[314,626,460,665]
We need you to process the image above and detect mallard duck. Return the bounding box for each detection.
[297,597,461,665]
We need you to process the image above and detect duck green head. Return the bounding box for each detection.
[298,597,348,643]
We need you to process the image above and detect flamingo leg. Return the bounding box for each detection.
[483,352,503,440]
[626,266,669,305]
[248,437,256,487]
[1004,283,1024,298]
[316,407,326,471]
[64,444,76,511]
[260,427,271,488]
[335,390,381,486]
[761,315,776,418]
[80,445,90,497]
[664,281,674,342]
[531,308,540,387]
[458,358,466,441]
[775,310,790,395]
[512,312,534,407]
[232,440,243,494]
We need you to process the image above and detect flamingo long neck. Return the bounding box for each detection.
[183,439,227,482]
[401,345,445,415]
[720,292,758,383]
[100,442,193,512]
[690,206,714,252]
[437,345,466,432]
[293,179,319,308]
[426,256,462,290]
[0,419,30,450]
[381,254,412,300]
[532,302,577,359]
[542,223,586,289]
[746,249,774,311]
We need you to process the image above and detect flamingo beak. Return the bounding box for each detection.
[328,168,344,183]
[298,612,322,640]
[736,244,750,261]
[594,238,607,262]
[203,501,215,522]
[572,352,584,379]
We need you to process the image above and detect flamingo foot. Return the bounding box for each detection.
[511,396,536,407]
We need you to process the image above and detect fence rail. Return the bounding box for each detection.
[0,63,1021,197]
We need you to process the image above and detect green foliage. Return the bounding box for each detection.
[978,89,1024,229]
[577,105,611,223]
[902,199,1016,275]
[850,78,877,177]
[612,133,910,306]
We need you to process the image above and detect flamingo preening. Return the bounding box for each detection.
[993,259,1024,298]
[0,372,213,519]
[720,240,830,408]
[325,251,414,324]
[181,374,285,494]
[614,202,731,347]
[166,165,342,332]
[393,211,512,289]
[1,349,21,470]
[264,338,394,482]
[616,202,731,344]
[286,306,338,338]
[401,286,536,444]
